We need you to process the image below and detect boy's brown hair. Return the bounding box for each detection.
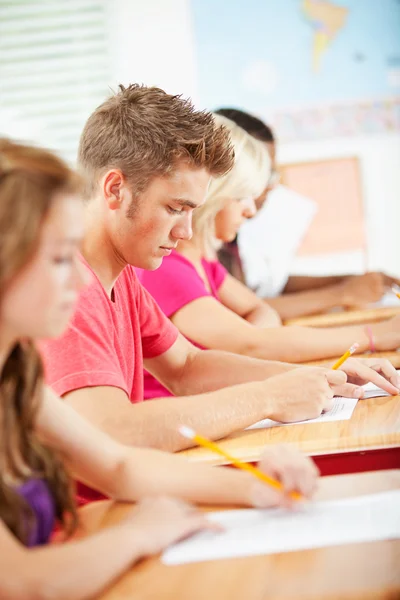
[78,84,234,197]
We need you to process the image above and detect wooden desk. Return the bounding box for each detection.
[284,305,400,327]
[181,395,400,475]
[306,350,400,369]
[78,470,400,600]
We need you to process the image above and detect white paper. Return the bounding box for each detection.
[362,381,392,399]
[362,369,399,398]
[163,490,400,565]
[246,374,397,431]
[246,396,358,430]
[368,290,400,308]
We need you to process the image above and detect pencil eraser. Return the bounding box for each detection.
[179,425,195,439]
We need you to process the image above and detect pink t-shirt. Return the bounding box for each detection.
[137,250,228,399]
[40,257,178,504]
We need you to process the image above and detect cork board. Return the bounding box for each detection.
[280,157,367,258]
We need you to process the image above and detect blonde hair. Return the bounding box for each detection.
[192,114,270,258]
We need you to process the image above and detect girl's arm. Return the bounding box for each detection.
[218,273,282,327]
[37,388,318,506]
[0,496,213,600]
[170,291,400,367]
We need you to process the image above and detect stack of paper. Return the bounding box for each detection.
[163,490,400,565]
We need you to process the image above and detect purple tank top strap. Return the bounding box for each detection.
[17,478,56,547]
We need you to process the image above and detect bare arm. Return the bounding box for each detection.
[64,379,281,453]
[154,309,400,390]
[284,271,400,295]
[38,387,323,508]
[283,275,345,293]
[145,335,297,396]
[0,518,154,600]
[271,271,400,320]
[218,273,282,327]
[266,284,345,320]
[169,295,373,363]
[0,387,324,600]
[64,339,347,453]
[62,325,400,453]
[1,385,322,600]
[36,388,281,505]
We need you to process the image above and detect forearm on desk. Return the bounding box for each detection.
[283,275,346,294]
[113,447,256,506]
[237,324,370,363]
[266,284,348,320]
[172,349,296,396]
[3,524,147,600]
[116,380,273,452]
[63,375,280,454]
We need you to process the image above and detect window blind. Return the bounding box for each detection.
[0,0,110,164]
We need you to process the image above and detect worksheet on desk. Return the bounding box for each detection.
[162,490,400,565]
[246,396,358,430]
[246,374,397,431]
[362,379,394,399]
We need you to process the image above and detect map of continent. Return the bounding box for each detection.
[302,0,349,72]
[191,0,400,132]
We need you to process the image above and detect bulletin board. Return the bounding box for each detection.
[280,157,367,261]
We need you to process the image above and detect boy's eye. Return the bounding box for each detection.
[167,206,183,215]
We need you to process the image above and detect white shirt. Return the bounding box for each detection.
[238,185,318,297]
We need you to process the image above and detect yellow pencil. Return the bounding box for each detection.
[331,342,359,370]
[392,285,400,300]
[179,425,302,501]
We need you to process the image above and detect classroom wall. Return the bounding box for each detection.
[107,0,400,277]
[107,0,199,102]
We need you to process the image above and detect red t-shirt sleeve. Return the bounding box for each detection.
[138,254,213,317]
[39,285,129,397]
[133,270,179,359]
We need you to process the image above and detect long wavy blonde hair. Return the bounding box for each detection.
[192,114,271,258]
[0,139,80,544]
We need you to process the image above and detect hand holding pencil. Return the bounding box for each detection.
[180,425,303,501]
[180,426,319,506]
[332,341,400,396]
[331,342,359,370]
[179,340,398,509]
[392,285,400,300]
[179,362,350,505]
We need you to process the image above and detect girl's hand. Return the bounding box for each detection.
[122,496,220,556]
